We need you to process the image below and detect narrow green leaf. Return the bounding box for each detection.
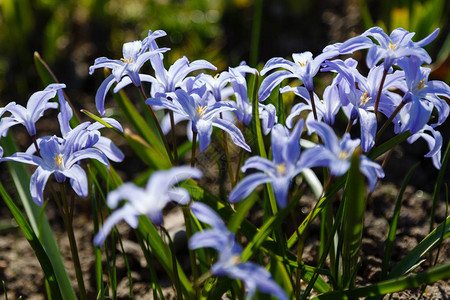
[287,176,346,249]
[312,262,450,299]
[430,141,450,233]
[33,51,56,86]
[368,131,411,160]
[123,128,171,169]
[341,150,366,289]
[0,184,62,299]
[241,197,298,262]
[1,134,77,299]
[112,87,168,157]
[382,163,420,279]
[251,74,267,158]
[277,84,285,126]
[80,109,124,136]
[138,216,194,297]
[228,193,259,233]
[387,215,450,279]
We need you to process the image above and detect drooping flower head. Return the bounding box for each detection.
[189,202,288,300]
[94,167,202,245]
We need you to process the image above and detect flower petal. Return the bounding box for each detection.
[229,173,272,203]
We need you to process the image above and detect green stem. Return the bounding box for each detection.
[374,68,388,115]
[31,135,41,157]
[309,89,318,121]
[191,131,197,168]
[138,86,174,164]
[220,112,235,187]
[375,101,406,142]
[59,183,87,300]
[169,110,179,165]
[182,206,198,299]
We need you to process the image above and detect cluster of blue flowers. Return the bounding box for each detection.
[1,26,448,299]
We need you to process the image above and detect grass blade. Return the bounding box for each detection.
[388,215,450,279]
[340,150,366,289]
[312,262,450,299]
[381,163,420,279]
[1,134,77,299]
[0,183,62,299]
[429,140,450,232]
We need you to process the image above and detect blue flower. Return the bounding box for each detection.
[300,121,384,191]
[94,167,202,245]
[89,30,169,116]
[283,84,341,130]
[258,50,339,101]
[189,202,288,300]
[0,83,65,138]
[407,125,443,169]
[229,120,305,208]
[322,59,404,151]
[393,57,449,134]
[0,123,110,205]
[145,55,217,97]
[327,27,439,70]
[146,88,250,152]
[198,70,233,102]
[55,86,124,163]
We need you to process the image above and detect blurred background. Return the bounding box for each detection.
[0,0,448,104]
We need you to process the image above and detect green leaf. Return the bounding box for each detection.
[341,150,366,289]
[80,109,124,136]
[312,262,450,299]
[123,128,171,169]
[387,215,450,279]
[0,134,77,299]
[382,163,419,279]
[241,197,298,262]
[112,87,168,158]
[138,216,194,297]
[0,183,62,299]
[430,140,450,232]
[33,51,56,86]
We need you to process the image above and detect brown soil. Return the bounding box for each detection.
[0,172,448,299]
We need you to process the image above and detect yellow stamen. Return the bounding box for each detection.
[54,154,64,166]
[214,73,220,80]
[277,163,286,175]
[338,151,348,160]
[297,59,308,67]
[389,41,397,51]
[359,91,371,105]
[231,254,241,265]
[196,105,208,117]
[417,78,427,90]
[121,57,133,63]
